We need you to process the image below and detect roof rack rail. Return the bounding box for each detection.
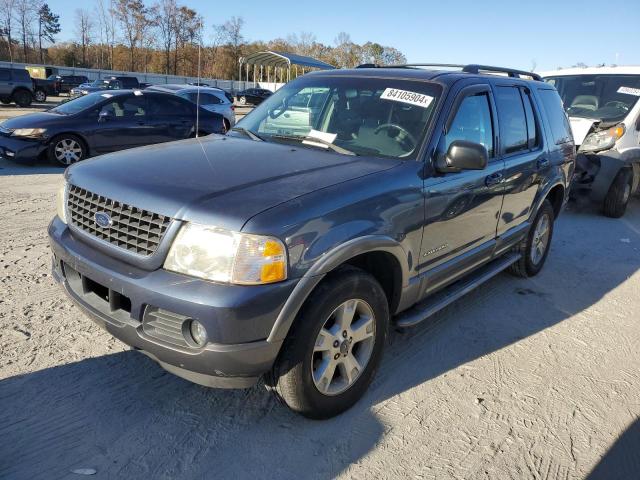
[355,62,542,81]
[461,64,542,81]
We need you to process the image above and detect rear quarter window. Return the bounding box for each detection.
[13,69,31,82]
[537,89,572,145]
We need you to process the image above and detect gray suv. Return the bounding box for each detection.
[0,67,33,107]
[49,64,575,418]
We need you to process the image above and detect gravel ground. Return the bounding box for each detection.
[0,166,639,480]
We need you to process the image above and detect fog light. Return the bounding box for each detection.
[189,320,207,347]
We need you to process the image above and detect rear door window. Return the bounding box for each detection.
[521,88,540,149]
[495,86,528,155]
[538,89,573,145]
[0,69,10,81]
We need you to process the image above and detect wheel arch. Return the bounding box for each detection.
[267,235,410,344]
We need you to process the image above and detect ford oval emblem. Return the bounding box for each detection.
[94,212,112,228]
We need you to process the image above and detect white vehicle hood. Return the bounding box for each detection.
[569,117,597,146]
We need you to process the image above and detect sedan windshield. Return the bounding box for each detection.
[233,76,441,159]
[545,74,640,122]
[50,93,109,115]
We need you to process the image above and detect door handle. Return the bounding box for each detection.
[485,172,503,186]
[537,158,550,170]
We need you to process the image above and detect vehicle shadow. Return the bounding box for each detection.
[1,205,639,479]
[587,418,640,480]
[0,158,62,176]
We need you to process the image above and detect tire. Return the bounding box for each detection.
[47,134,87,166]
[0,98,10,105]
[239,96,246,106]
[223,118,230,133]
[13,90,32,107]
[508,199,555,278]
[34,89,47,102]
[603,169,633,218]
[267,266,389,419]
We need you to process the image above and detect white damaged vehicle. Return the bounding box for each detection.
[542,67,640,217]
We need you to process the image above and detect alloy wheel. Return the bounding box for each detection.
[34,90,46,102]
[311,299,376,396]
[530,213,550,265]
[54,138,83,165]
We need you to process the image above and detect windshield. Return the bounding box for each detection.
[545,74,640,122]
[234,76,441,159]
[89,79,109,88]
[50,93,109,115]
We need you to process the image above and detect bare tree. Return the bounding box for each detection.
[287,31,316,57]
[154,0,177,74]
[218,16,244,79]
[0,0,15,62]
[15,0,36,62]
[112,0,150,71]
[75,9,92,66]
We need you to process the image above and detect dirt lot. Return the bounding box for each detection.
[0,164,639,479]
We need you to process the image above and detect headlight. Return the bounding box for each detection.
[580,124,625,152]
[11,128,47,138]
[56,181,68,224]
[164,223,287,285]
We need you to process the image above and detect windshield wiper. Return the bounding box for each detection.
[231,127,263,142]
[269,134,357,156]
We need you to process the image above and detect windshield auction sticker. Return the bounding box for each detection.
[380,88,434,108]
[617,86,640,96]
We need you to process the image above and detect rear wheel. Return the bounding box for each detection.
[223,118,230,133]
[239,96,247,106]
[508,199,555,278]
[34,89,47,102]
[0,98,10,104]
[603,168,633,218]
[267,267,388,419]
[13,90,32,107]
[48,134,86,166]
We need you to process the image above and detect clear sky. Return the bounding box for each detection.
[49,0,640,72]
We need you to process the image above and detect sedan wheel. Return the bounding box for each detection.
[239,96,246,105]
[50,136,85,166]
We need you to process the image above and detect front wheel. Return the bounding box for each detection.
[34,89,47,102]
[508,199,555,278]
[238,96,246,106]
[267,267,389,419]
[48,134,86,166]
[603,169,633,218]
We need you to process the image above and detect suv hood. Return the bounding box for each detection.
[66,135,401,231]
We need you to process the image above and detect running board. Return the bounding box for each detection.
[395,253,521,328]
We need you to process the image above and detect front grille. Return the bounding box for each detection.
[143,307,189,348]
[67,185,171,256]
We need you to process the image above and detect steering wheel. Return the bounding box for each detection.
[604,101,629,112]
[374,123,417,151]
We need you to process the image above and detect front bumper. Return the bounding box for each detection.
[48,217,297,387]
[0,135,47,162]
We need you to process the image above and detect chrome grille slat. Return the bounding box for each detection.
[67,185,171,256]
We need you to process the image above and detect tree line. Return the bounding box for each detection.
[0,0,406,80]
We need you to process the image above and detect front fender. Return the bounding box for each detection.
[266,235,409,343]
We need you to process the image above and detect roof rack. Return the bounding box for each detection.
[355,63,542,81]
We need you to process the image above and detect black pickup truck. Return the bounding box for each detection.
[32,77,59,102]
[50,63,575,419]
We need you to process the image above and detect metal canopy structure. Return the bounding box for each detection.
[239,50,335,85]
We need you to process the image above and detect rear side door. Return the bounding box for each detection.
[145,94,195,140]
[419,84,505,296]
[492,83,547,235]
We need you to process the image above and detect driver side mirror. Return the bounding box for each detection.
[436,140,488,173]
